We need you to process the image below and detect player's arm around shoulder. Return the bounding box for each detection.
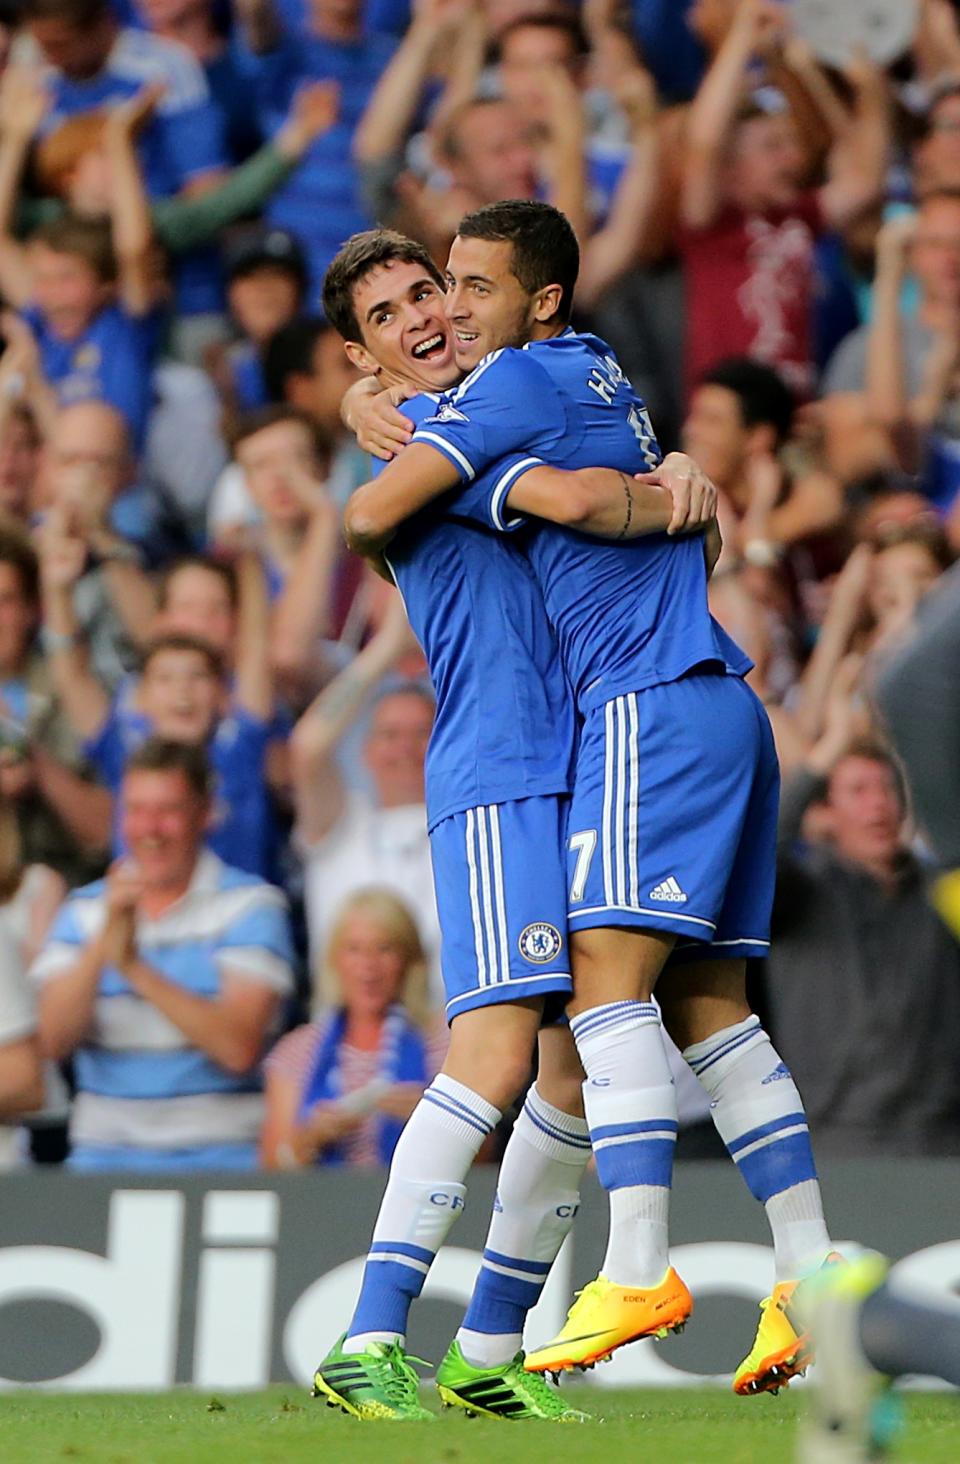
[343,443,463,555]
[506,451,719,540]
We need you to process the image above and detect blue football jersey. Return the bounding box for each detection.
[410,331,752,713]
[375,395,575,830]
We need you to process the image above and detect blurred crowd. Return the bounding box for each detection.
[0,0,958,1172]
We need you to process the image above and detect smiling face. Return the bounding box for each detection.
[443,235,542,371]
[346,259,459,391]
[30,241,110,341]
[121,767,207,891]
[333,909,408,1020]
[140,648,224,744]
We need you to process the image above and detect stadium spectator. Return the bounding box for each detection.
[221,229,309,418]
[683,357,844,703]
[0,526,111,885]
[22,0,230,345]
[289,590,441,1007]
[207,322,360,572]
[0,789,49,1169]
[765,733,960,1157]
[227,406,336,602]
[32,738,294,1170]
[823,198,960,511]
[261,887,439,1168]
[355,5,659,303]
[38,401,157,685]
[39,531,282,879]
[679,0,888,399]
[233,0,396,291]
[133,0,262,164]
[792,522,954,750]
[0,209,157,446]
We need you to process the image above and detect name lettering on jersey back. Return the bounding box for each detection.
[586,354,627,406]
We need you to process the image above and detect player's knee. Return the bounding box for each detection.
[443,1040,532,1111]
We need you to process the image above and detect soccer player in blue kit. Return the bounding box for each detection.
[343,201,838,1400]
[312,228,716,1420]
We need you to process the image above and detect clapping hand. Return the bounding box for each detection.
[101,860,144,972]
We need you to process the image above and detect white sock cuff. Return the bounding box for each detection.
[520,1086,592,1165]
[682,1015,764,1089]
[425,1074,501,1143]
[571,1000,660,1053]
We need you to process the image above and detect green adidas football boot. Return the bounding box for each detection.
[435,1339,592,1421]
[312,1334,435,1421]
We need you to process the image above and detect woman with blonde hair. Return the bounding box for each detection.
[261,888,440,1169]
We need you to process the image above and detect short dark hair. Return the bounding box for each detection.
[698,357,795,446]
[322,229,445,345]
[124,737,213,802]
[829,736,907,809]
[158,556,239,613]
[456,199,580,325]
[32,214,116,283]
[0,526,39,606]
[870,518,955,572]
[141,633,225,681]
[23,0,108,24]
[495,11,589,62]
[261,317,333,402]
[228,402,325,459]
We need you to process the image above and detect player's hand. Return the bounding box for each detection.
[635,452,718,534]
[351,382,417,459]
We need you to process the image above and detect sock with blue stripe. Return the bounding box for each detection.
[571,1000,677,1288]
[683,1015,831,1281]
[456,1085,591,1367]
[343,1074,500,1352]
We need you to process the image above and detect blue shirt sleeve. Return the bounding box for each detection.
[83,708,127,793]
[452,451,546,532]
[409,350,568,484]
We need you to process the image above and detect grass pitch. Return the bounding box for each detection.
[0,1387,956,1464]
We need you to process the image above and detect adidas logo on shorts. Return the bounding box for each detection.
[649,876,688,904]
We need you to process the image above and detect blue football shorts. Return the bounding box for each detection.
[430,795,572,1022]
[565,671,779,960]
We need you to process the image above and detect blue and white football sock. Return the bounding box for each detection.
[456,1086,592,1368]
[344,1074,500,1352]
[571,1001,678,1287]
[683,1015,831,1281]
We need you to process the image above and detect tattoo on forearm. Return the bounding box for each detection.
[616,472,634,540]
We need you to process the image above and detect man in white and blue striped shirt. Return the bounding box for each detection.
[32,738,294,1170]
